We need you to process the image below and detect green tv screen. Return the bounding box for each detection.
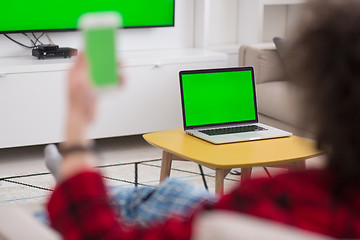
[0,0,175,33]
[180,69,257,127]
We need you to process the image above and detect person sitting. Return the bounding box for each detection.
[46,0,360,238]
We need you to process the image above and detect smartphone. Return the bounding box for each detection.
[78,11,122,88]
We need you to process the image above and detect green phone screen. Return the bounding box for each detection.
[85,27,118,88]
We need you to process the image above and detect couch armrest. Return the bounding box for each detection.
[239,43,286,84]
[193,211,333,240]
[0,206,60,239]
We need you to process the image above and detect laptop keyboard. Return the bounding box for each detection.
[200,125,266,136]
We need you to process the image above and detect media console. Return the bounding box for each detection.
[32,45,78,59]
[0,48,227,148]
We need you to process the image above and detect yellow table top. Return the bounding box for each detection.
[143,128,323,170]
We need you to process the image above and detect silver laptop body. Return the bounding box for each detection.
[179,67,292,144]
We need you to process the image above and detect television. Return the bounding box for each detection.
[0,0,175,33]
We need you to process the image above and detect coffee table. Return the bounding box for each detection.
[143,128,323,195]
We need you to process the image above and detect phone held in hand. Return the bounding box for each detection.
[78,11,122,89]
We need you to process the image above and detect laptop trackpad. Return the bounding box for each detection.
[232,133,262,141]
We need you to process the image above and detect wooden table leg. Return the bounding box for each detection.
[240,167,252,182]
[215,169,230,195]
[160,151,173,182]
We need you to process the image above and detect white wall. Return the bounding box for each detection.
[195,0,303,47]
[194,0,238,48]
[193,0,303,66]
[0,0,194,58]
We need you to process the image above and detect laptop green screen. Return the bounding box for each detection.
[181,69,257,127]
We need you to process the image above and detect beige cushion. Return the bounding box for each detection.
[256,81,303,130]
[239,42,314,137]
[0,206,60,239]
[239,43,286,84]
[193,211,333,240]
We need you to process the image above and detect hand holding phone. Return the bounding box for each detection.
[78,11,122,89]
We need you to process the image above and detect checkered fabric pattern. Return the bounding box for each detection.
[111,178,218,227]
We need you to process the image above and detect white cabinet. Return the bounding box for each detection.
[0,71,66,148]
[0,48,227,148]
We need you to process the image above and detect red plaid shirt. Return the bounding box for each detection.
[47,170,360,239]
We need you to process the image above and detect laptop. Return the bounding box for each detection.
[179,66,292,144]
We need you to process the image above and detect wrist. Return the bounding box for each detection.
[57,141,97,181]
[59,142,95,157]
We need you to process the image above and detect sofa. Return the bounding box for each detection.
[239,42,312,138]
[0,206,331,240]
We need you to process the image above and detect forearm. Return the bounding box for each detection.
[64,109,89,146]
[57,109,96,181]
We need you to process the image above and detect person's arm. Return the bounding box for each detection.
[57,53,96,181]
[47,54,194,240]
[47,53,126,238]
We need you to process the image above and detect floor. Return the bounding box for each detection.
[0,135,244,209]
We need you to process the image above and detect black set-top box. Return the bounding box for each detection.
[32,44,78,59]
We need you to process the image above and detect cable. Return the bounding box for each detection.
[4,32,55,51]
[32,32,44,45]
[22,33,36,47]
[45,33,55,45]
[3,34,35,49]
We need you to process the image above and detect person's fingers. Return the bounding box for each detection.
[69,53,91,92]
[88,93,97,123]
[117,61,126,87]
[67,53,96,123]
[74,52,87,70]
